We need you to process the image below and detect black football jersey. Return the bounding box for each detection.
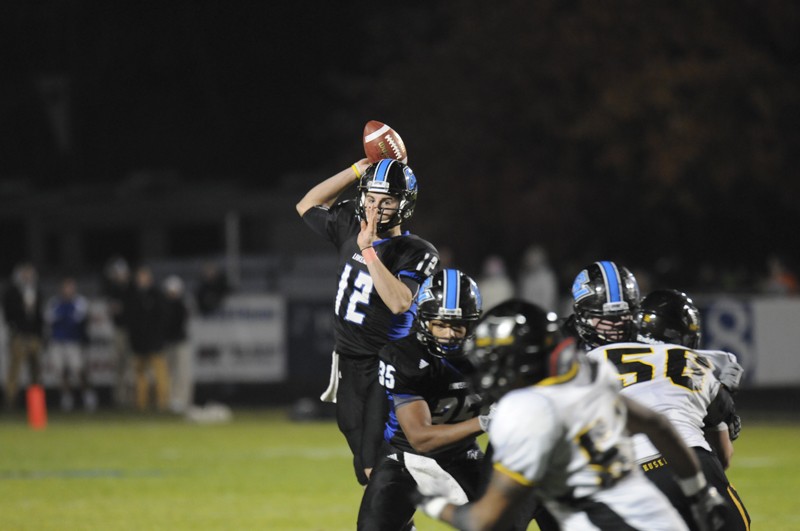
[379,335,484,458]
[303,200,440,358]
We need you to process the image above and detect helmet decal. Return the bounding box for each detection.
[404,165,416,189]
[572,269,592,303]
[418,276,434,305]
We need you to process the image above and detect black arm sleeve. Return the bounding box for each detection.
[704,386,738,433]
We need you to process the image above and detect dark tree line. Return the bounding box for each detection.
[337,0,800,287]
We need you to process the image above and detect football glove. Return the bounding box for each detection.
[411,489,449,519]
[478,403,497,432]
[678,473,728,531]
[727,413,742,441]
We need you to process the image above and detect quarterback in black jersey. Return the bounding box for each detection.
[357,269,491,530]
[296,158,439,485]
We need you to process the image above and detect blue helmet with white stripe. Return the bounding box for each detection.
[571,261,640,348]
[355,159,418,232]
[416,269,482,358]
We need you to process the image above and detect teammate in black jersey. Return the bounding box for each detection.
[357,269,491,530]
[296,158,440,485]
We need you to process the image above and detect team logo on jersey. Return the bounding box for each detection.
[418,359,430,369]
[352,253,366,264]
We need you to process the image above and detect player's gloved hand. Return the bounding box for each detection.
[410,489,449,520]
[678,473,728,531]
[727,413,742,441]
[718,361,743,393]
[478,403,497,432]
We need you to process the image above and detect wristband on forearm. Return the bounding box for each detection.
[677,472,708,497]
[352,164,362,182]
[361,247,378,264]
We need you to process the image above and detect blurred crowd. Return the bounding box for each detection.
[2,246,796,415]
[467,245,799,317]
[1,257,231,414]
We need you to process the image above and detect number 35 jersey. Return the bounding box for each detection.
[303,200,439,358]
[586,342,721,461]
[379,335,484,458]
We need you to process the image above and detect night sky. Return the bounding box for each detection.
[1,2,370,183]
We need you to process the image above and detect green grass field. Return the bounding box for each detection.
[1,409,797,530]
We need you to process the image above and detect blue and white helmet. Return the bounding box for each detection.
[355,159,417,232]
[416,269,482,358]
[571,261,640,348]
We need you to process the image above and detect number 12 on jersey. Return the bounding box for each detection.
[334,264,374,325]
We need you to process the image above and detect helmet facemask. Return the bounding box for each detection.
[418,315,479,359]
[575,304,637,348]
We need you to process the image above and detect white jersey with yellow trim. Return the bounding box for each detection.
[586,341,720,462]
[489,355,687,530]
[696,348,743,392]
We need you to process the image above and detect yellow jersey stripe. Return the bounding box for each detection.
[494,463,534,486]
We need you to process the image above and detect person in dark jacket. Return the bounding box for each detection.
[102,256,133,408]
[2,263,45,409]
[126,265,169,411]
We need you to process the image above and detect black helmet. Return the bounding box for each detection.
[466,300,573,402]
[637,289,701,349]
[417,269,482,358]
[355,159,418,232]
[570,261,640,348]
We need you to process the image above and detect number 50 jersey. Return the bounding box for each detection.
[586,341,721,461]
[303,200,439,358]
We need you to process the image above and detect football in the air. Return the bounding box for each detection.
[363,120,408,164]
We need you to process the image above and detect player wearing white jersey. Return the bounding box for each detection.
[416,300,727,531]
[588,289,750,531]
[585,341,720,463]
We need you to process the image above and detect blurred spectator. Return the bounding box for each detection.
[195,262,230,316]
[478,255,515,311]
[163,275,193,414]
[517,244,558,312]
[762,255,799,295]
[45,276,97,412]
[2,263,45,410]
[102,256,133,408]
[127,265,170,412]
